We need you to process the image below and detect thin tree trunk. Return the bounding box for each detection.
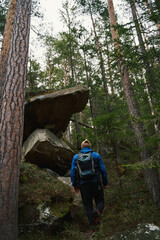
[75,113,81,149]
[89,4,122,162]
[63,60,68,86]
[83,49,95,120]
[108,0,160,206]
[47,59,52,89]
[0,0,32,239]
[65,4,75,87]
[129,3,158,131]
[106,43,114,95]
[142,70,158,132]
[130,0,155,96]
[65,122,71,142]
[130,0,158,132]
[64,3,81,148]
[89,6,109,99]
[144,0,160,32]
[136,11,150,51]
[83,49,100,151]
[113,140,123,189]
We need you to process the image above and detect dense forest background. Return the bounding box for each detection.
[25,0,160,178]
[28,0,160,154]
[1,0,160,153]
[0,0,160,239]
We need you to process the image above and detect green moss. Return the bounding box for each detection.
[50,202,70,218]
[19,162,73,208]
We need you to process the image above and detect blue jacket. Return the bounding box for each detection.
[70,147,109,187]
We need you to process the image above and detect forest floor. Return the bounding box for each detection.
[18,159,160,240]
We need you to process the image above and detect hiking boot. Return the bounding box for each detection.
[89,227,96,239]
[93,209,101,227]
[91,230,96,238]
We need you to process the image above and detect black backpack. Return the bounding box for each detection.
[77,152,96,180]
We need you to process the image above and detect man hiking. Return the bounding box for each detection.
[70,139,109,234]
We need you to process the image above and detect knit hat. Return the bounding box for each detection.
[81,139,91,149]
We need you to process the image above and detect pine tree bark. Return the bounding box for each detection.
[0,0,16,108]
[0,0,32,239]
[107,0,160,206]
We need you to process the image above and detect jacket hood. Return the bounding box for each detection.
[80,147,93,153]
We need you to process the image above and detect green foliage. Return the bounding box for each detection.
[31,0,43,18]
[26,58,43,93]
[0,0,9,36]
[0,0,43,38]
[123,149,160,170]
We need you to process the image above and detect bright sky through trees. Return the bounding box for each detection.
[30,0,128,65]
[40,0,64,34]
[39,0,126,33]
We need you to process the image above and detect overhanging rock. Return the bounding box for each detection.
[23,85,89,142]
[22,129,74,175]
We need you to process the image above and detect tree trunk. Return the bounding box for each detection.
[83,50,94,119]
[106,43,114,95]
[112,140,123,189]
[142,70,158,132]
[130,0,158,132]
[89,4,122,160]
[0,0,16,109]
[75,113,81,149]
[64,3,81,147]
[63,60,68,86]
[130,0,156,97]
[129,2,158,131]
[144,0,160,32]
[0,0,32,239]
[65,122,71,143]
[47,59,52,89]
[83,49,100,151]
[107,0,160,206]
[89,6,109,99]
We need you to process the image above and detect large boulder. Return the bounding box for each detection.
[23,85,89,142]
[22,129,74,175]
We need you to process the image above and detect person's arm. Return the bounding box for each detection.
[97,154,109,186]
[70,154,78,188]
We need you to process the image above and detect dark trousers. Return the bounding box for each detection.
[80,182,104,227]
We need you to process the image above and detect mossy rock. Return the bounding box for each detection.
[50,201,71,218]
